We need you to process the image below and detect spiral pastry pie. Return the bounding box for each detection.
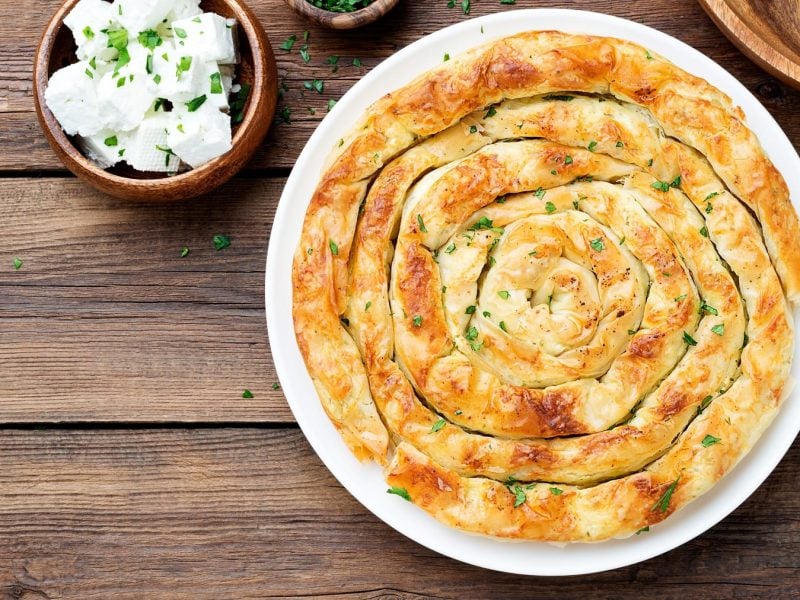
[292,31,800,541]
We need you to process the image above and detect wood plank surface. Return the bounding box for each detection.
[0,427,796,599]
[0,178,291,423]
[1,0,799,173]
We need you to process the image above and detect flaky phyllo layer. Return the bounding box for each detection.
[291,32,799,542]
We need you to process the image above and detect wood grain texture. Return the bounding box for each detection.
[2,0,800,173]
[0,178,291,423]
[0,427,797,599]
[698,0,800,90]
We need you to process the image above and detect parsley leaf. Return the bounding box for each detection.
[213,234,231,251]
[386,486,411,501]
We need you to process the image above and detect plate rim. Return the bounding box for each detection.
[265,8,800,576]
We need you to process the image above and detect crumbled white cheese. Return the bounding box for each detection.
[63,0,118,62]
[95,42,157,131]
[48,0,240,172]
[125,112,180,172]
[168,102,232,168]
[113,0,173,34]
[78,129,127,169]
[44,61,104,136]
[166,0,202,21]
[170,13,238,64]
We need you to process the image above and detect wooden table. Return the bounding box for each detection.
[2,1,799,597]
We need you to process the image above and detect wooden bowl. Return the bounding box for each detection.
[283,0,400,30]
[33,0,278,202]
[697,0,800,90]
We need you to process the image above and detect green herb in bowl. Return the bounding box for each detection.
[307,0,374,11]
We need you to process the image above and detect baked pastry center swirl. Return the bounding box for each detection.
[291,32,799,542]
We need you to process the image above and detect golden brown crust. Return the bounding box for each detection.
[292,31,798,541]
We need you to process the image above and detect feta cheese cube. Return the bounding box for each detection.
[166,0,202,21]
[63,0,118,62]
[113,0,172,34]
[147,42,206,100]
[125,113,180,172]
[78,129,127,169]
[45,61,104,136]
[178,61,230,110]
[170,13,237,64]
[168,103,232,168]
[96,46,157,132]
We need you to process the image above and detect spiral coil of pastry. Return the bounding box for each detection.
[292,32,800,541]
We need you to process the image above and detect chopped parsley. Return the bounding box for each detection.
[651,180,670,192]
[564,155,573,165]
[545,201,556,213]
[272,382,280,390]
[636,526,650,535]
[445,243,456,254]
[13,257,22,271]
[504,485,524,508]
[213,234,231,250]
[210,72,223,94]
[173,27,187,39]
[304,79,325,94]
[83,26,94,39]
[180,246,190,258]
[589,238,605,252]
[652,476,680,513]
[230,84,252,124]
[242,389,254,398]
[701,434,720,447]
[469,125,478,134]
[534,187,546,199]
[588,140,598,152]
[412,315,423,327]
[417,214,427,233]
[185,95,207,112]
[386,486,411,501]
[711,323,725,336]
[300,45,310,63]
[549,487,563,495]
[700,302,718,316]
[329,239,339,256]
[683,331,698,346]
[498,290,510,300]
[484,105,497,118]
[699,395,713,413]
[465,305,476,314]
[542,94,573,101]
[431,418,446,432]
[280,35,296,51]
[103,136,118,147]
[499,321,508,332]
[616,141,624,148]
[670,175,682,188]
[699,226,709,238]
[465,326,479,341]
[138,29,162,50]
[327,99,337,111]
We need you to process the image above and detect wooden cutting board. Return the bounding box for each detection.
[697,0,800,89]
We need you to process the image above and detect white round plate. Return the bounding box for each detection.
[265,9,800,576]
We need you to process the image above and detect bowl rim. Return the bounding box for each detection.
[32,0,274,196]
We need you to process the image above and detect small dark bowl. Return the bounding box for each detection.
[284,0,400,30]
[33,0,278,202]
